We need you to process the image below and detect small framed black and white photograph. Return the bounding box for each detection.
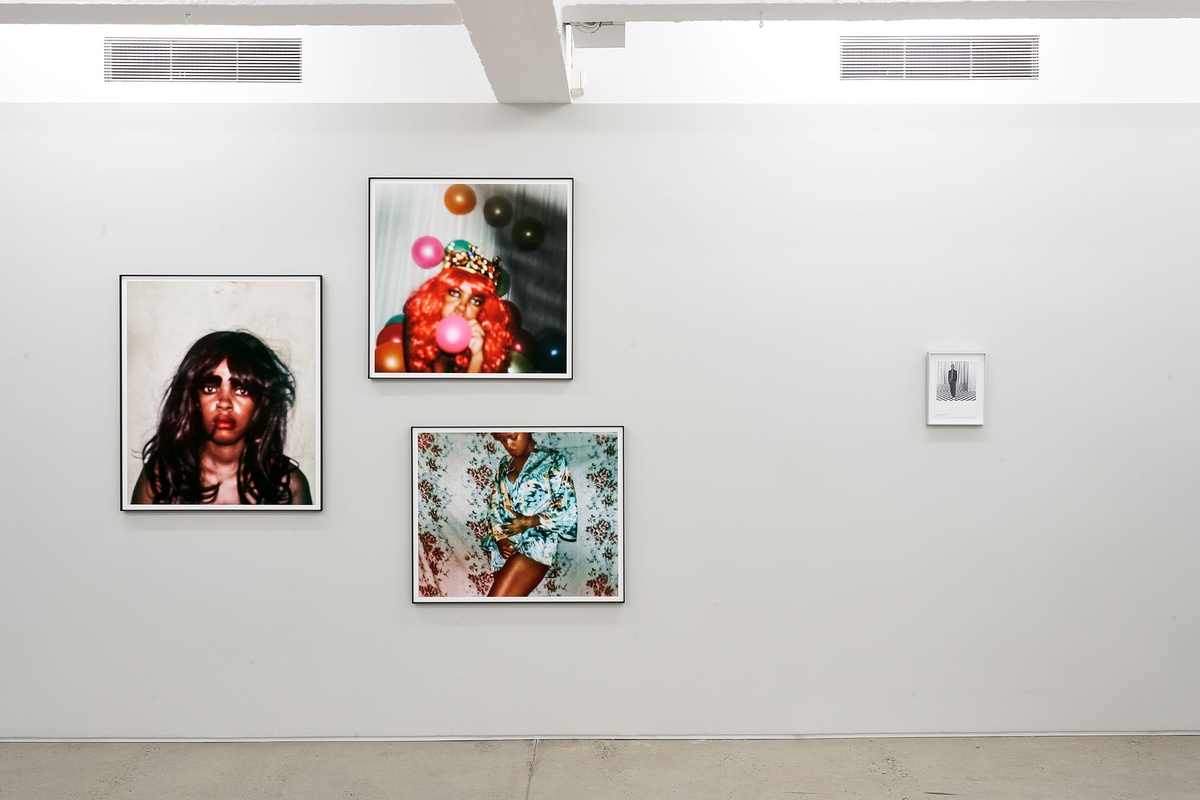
[121,275,322,510]
[927,352,985,426]
[369,178,572,379]
[412,427,622,603]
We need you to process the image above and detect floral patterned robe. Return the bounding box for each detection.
[482,445,578,570]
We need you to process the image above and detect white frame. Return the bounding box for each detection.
[369,177,573,380]
[927,352,986,426]
[120,275,323,510]
[412,426,624,603]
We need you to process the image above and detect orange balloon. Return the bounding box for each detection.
[444,184,477,215]
[374,341,406,372]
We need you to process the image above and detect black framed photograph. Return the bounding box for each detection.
[927,351,986,426]
[369,178,572,379]
[121,275,322,510]
[412,427,623,602]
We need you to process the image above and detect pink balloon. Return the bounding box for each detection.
[411,235,443,269]
[435,315,472,354]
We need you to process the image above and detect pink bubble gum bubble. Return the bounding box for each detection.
[435,315,472,353]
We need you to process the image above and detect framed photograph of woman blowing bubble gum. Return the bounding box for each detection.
[369,178,572,379]
[412,427,623,603]
[121,275,322,511]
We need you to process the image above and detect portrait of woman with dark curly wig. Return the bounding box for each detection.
[131,331,311,506]
[122,276,321,510]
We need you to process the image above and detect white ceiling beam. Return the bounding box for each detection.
[455,0,572,103]
[6,0,1199,26]
[562,0,1200,23]
[0,0,461,25]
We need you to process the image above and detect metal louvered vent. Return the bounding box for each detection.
[104,38,301,83]
[841,36,1038,80]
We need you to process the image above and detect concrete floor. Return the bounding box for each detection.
[1,736,1197,799]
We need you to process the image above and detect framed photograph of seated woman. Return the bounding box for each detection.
[412,427,623,603]
[369,178,572,379]
[927,351,985,426]
[121,275,322,510]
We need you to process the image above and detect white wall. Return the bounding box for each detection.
[1,103,1198,739]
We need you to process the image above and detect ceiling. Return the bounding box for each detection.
[3,0,1199,102]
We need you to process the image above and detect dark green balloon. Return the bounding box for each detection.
[494,265,511,297]
[386,313,405,326]
[507,350,534,373]
[483,196,514,228]
[511,217,545,252]
[447,239,473,253]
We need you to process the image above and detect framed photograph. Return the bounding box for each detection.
[927,352,985,426]
[412,427,623,603]
[121,275,322,510]
[369,178,572,379]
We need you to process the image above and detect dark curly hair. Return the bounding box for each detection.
[139,330,300,504]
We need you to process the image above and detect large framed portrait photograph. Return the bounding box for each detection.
[927,351,985,426]
[121,275,322,510]
[412,427,623,603]
[369,178,572,379]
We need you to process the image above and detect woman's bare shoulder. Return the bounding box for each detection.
[287,467,313,505]
[131,468,157,505]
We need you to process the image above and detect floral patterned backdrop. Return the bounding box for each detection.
[415,430,621,599]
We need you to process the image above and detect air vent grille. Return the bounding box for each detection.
[841,35,1038,80]
[104,37,302,83]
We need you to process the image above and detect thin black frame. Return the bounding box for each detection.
[411,426,624,603]
[120,274,323,511]
[368,177,573,380]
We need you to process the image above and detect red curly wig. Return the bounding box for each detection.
[403,267,514,373]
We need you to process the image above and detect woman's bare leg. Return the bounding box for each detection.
[488,553,549,597]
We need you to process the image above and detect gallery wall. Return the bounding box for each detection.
[1,102,1198,739]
